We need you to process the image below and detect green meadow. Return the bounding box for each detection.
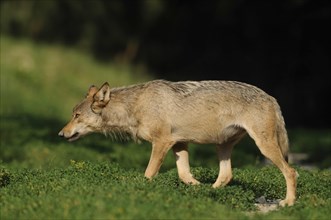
[1,36,330,219]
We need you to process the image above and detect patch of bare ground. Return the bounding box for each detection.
[246,196,281,216]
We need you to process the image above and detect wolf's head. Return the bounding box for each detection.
[58,82,111,141]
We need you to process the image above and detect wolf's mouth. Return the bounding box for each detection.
[67,132,80,142]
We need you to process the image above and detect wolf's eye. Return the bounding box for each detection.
[74,113,80,119]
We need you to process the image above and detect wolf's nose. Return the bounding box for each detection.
[58,130,64,137]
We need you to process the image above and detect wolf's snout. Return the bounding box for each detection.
[58,130,64,137]
[58,129,80,142]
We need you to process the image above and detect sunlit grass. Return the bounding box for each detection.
[0,35,151,120]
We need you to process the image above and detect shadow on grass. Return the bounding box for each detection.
[1,114,63,144]
[0,113,116,161]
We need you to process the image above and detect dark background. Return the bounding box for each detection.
[1,0,330,128]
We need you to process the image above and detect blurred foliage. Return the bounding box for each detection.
[0,0,164,61]
[289,129,331,168]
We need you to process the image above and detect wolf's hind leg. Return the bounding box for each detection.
[250,131,297,206]
[213,142,234,188]
[172,142,200,185]
[213,130,246,188]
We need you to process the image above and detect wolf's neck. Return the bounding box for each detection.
[101,85,143,141]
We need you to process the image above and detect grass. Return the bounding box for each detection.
[1,162,330,219]
[1,35,331,219]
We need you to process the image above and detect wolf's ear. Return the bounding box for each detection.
[86,85,99,98]
[91,82,111,114]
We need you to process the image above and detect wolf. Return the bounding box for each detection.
[58,80,297,206]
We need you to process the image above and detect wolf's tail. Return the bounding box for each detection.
[275,105,289,162]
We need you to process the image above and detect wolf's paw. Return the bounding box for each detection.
[279,198,295,207]
[182,177,200,185]
[212,176,232,188]
[188,179,201,185]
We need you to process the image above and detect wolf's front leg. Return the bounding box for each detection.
[144,140,174,179]
[172,142,200,185]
